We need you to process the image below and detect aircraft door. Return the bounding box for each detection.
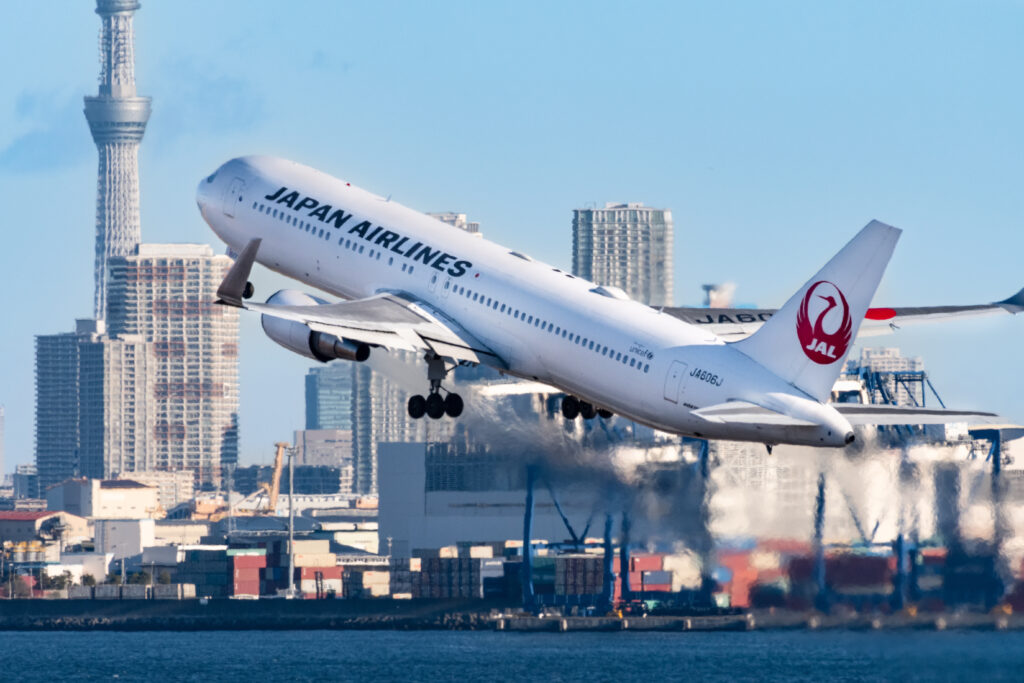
[428,273,439,293]
[441,277,452,299]
[223,177,245,217]
[663,361,688,404]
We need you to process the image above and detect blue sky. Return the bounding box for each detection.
[1,1,1021,471]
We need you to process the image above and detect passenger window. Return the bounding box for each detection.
[644,364,650,373]
[493,301,499,309]
[588,341,594,350]
[527,315,533,324]
[389,257,394,265]
[500,303,506,312]
[409,267,414,273]
[615,352,622,361]
[630,358,636,367]
[359,246,364,253]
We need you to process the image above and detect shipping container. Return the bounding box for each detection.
[631,555,663,573]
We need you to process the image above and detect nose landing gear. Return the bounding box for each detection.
[407,353,465,420]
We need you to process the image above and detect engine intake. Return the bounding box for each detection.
[260,290,370,363]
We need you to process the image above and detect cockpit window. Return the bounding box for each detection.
[206,173,217,184]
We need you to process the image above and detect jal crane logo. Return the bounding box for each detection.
[796,280,852,364]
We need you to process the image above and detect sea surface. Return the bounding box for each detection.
[3,629,1024,681]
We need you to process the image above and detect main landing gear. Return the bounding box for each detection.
[408,353,464,420]
[561,395,612,421]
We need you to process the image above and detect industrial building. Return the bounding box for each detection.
[46,478,160,520]
[572,202,674,306]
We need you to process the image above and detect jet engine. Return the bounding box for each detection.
[260,289,370,363]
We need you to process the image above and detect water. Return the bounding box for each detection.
[3,630,1023,681]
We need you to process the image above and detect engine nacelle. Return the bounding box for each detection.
[260,290,370,363]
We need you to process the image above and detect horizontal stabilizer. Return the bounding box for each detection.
[693,401,819,427]
[833,404,1001,426]
[997,286,1024,313]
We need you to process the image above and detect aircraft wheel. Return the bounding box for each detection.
[426,393,446,419]
[597,408,613,419]
[579,401,597,420]
[561,396,580,420]
[407,394,427,419]
[243,281,255,299]
[444,393,464,418]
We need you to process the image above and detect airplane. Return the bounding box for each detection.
[195,156,1020,450]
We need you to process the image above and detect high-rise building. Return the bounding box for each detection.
[427,212,480,235]
[306,363,353,431]
[106,244,240,488]
[35,320,154,489]
[84,0,150,320]
[78,334,154,478]
[35,320,103,489]
[572,202,673,306]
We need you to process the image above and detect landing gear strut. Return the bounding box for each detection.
[407,353,464,420]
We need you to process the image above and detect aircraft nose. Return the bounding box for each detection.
[196,169,220,216]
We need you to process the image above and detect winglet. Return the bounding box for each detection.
[996,286,1024,313]
[216,238,261,306]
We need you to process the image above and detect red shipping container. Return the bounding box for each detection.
[234,568,261,581]
[718,551,752,575]
[630,555,663,573]
[233,581,260,595]
[640,583,672,592]
[299,566,343,580]
[232,555,268,570]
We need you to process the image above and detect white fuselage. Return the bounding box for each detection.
[197,156,853,447]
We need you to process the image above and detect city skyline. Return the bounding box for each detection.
[2,2,1022,470]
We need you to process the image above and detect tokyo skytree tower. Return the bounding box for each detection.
[83,0,150,319]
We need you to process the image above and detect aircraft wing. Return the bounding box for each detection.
[832,404,1004,426]
[216,238,506,367]
[665,286,1024,341]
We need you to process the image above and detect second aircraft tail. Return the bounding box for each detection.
[732,220,901,403]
